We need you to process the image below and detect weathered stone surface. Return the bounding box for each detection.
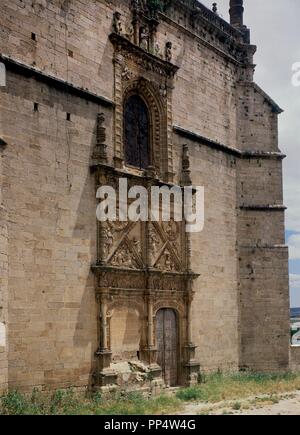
[290,347,300,372]
[0,0,290,391]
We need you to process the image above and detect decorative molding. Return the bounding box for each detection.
[110,30,178,181]
[174,126,286,160]
[109,33,179,78]
[239,204,287,211]
[239,244,289,250]
[243,151,286,160]
[174,125,241,157]
[240,81,284,114]
[92,113,108,165]
[0,54,114,108]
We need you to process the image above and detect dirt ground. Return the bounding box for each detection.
[179,391,300,415]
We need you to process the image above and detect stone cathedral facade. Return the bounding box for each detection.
[0,0,292,393]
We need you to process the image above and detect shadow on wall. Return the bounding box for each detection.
[2,69,112,388]
[70,114,103,388]
[110,307,142,362]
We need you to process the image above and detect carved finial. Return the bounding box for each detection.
[212,3,218,14]
[93,113,108,165]
[181,144,192,186]
[113,11,122,35]
[229,0,244,28]
[165,41,172,62]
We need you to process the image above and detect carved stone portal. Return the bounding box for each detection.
[91,8,200,390]
[91,164,200,389]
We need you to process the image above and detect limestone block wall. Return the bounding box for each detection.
[238,246,290,371]
[0,143,8,394]
[237,83,280,152]
[0,68,115,391]
[0,0,117,100]
[0,0,291,388]
[174,136,240,372]
[0,0,240,152]
[169,26,238,148]
[290,346,300,372]
[237,157,290,371]
[238,159,284,207]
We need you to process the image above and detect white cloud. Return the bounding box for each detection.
[288,234,300,260]
[290,274,300,289]
[200,0,300,306]
[284,181,300,233]
[290,274,300,307]
[288,233,300,260]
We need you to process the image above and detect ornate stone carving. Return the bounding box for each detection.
[92,113,108,165]
[103,223,114,259]
[154,42,161,58]
[121,63,134,81]
[139,26,150,51]
[149,224,162,264]
[163,220,179,242]
[113,12,123,35]
[131,0,162,20]
[165,41,172,62]
[155,248,178,272]
[125,23,135,43]
[110,246,138,269]
[92,7,202,387]
[181,144,192,186]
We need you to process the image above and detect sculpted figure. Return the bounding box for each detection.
[140,27,149,51]
[165,41,172,62]
[113,12,122,35]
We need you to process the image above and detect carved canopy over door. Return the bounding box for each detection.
[124,94,150,169]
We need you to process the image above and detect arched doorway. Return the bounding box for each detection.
[156,309,178,387]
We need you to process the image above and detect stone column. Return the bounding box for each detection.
[94,287,117,389]
[0,115,8,394]
[140,290,162,382]
[100,290,109,351]
[229,0,244,28]
[147,294,154,348]
[183,280,201,387]
[187,292,193,346]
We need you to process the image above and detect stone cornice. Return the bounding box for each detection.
[173,126,286,160]
[160,1,254,65]
[92,264,199,280]
[109,33,179,78]
[239,205,287,211]
[0,54,114,108]
[239,244,288,250]
[243,150,286,160]
[174,125,241,157]
[166,0,243,41]
[239,81,283,114]
[160,13,243,66]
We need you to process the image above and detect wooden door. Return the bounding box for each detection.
[156,309,178,387]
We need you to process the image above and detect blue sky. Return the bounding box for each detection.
[201,0,300,307]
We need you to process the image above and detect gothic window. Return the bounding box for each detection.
[124,94,150,169]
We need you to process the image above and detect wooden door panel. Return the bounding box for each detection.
[156,309,178,387]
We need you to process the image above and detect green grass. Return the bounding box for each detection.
[176,372,300,404]
[0,389,181,416]
[1,372,300,415]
